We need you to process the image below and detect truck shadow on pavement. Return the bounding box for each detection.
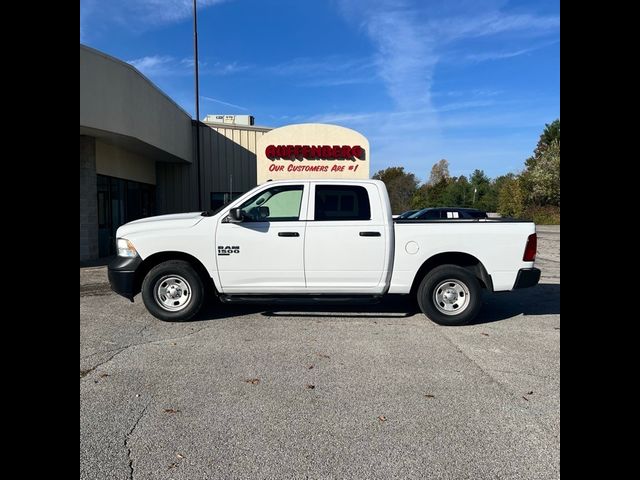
[194,283,559,325]
[470,283,560,325]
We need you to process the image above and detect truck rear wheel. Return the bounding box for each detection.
[141,260,205,322]
[417,265,482,326]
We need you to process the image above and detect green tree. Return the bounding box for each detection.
[425,178,450,207]
[497,174,524,217]
[411,184,429,209]
[442,175,471,207]
[410,159,454,208]
[530,139,560,206]
[540,119,560,147]
[372,166,419,214]
[411,177,451,209]
[470,169,492,210]
[521,118,560,207]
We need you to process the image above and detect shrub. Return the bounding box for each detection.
[522,205,560,224]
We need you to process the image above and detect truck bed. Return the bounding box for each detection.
[389,219,536,294]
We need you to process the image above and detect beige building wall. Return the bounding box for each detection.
[81,44,193,164]
[95,140,156,185]
[256,123,370,184]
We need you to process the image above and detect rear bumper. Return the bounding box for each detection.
[513,268,541,289]
[107,256,142,301]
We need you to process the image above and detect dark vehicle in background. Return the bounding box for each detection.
[396,209,420,219]
[407,207,488,220]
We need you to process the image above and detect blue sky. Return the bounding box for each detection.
[80,0,559,182]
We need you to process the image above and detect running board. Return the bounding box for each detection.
[218,294,383,305]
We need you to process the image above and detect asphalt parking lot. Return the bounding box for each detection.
[80,226,560,480]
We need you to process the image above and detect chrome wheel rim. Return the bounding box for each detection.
[154,275,192,312]
[433,279,470,316]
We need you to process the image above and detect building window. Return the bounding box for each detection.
[97,174,156,257]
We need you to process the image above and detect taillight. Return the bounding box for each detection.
[523,233,537,261]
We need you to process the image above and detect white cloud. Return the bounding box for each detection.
[264,56,377,88]
[327,0,559,177]
[267,56,375,76]
[466,48,535,63]
[201,96,248,111]
[128,55,247,78]
[336,0,558,111]
[212,61,249,75]
[460,40,559,63]
[302,76,377,87]
[365,9,438,111]
[431,12,560,41]
[120,0,228,25]
[80,0,230,40]
[127,55,185,76]
[433,89,503,98]
[300,98,556,180]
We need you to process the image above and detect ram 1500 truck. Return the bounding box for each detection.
[108,179,540,326]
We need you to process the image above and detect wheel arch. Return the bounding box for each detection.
[135,251,217,297]
[409,251,493,295]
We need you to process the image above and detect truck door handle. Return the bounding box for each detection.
[359,231,381,237]
[278,232,300,237]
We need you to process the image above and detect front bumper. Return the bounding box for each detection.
[107,256,143,301]
[513,267,541,289]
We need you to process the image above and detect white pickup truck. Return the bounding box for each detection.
[108,179,540,326]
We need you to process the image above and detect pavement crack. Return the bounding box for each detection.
[125,401,151,480]
[136,321,153,337]
[436,328,558,438]
[80,348,126,378]
[488,368,556,381]
[436,329,515,398]
[81,347,127,361]
[80,324,215,380]
[126,324,214,349]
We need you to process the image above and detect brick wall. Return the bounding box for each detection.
[80,136,98,261]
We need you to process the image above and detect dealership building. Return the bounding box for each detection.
[80,44,369,261]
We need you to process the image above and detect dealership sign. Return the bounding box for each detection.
[256,124,370,183]
[265,144,364,160]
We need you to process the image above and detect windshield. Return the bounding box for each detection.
[397,210,416,219]
[408,208,429,218]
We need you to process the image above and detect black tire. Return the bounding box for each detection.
[417,264,482,326]
[141,260,205,322]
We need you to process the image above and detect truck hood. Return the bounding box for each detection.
[116,212,206,237]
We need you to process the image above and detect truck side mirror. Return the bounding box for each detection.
[229,208,244,222]
[257,206,270,220]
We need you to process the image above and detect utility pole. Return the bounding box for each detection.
[193,0,202,210]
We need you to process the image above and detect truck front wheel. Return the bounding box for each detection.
[141,260,205,322]
[417,265,482,326]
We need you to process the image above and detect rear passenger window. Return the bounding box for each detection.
[315,185,371,221]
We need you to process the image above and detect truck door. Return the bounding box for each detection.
[304,183,386,291]
[216,183,308,293]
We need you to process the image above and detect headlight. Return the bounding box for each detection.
[116,238,138,257]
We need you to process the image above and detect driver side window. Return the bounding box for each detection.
[238,185,304,222]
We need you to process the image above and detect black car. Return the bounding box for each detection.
[396,209,420,219]
[407,207,488,220]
